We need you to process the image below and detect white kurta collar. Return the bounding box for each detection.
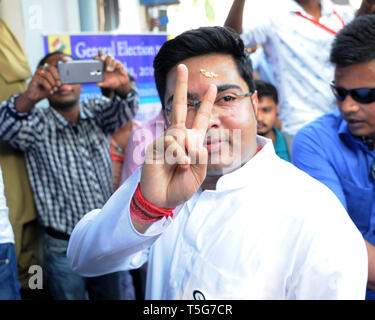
[210,136,276,192]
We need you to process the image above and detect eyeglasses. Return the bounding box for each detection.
[164,91,253,120]
[330,83,375,104]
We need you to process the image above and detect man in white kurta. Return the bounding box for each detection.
[67,26,367,300]
[67,136,367,299]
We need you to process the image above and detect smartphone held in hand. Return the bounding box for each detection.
[58,60,104,84]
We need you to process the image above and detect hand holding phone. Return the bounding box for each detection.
[94,50,132,96]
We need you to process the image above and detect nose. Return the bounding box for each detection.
[207,108,221,129]
[339,95,360,115]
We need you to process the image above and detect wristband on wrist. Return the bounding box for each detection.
[110,152,125,163]
[130,197,163,224]
[130,183,175,224]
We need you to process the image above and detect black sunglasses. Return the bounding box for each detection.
[330,83,375,104]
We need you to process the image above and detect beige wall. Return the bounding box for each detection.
[0,0,27,51]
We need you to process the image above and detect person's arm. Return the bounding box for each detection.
[225,0,271,49]
[14,56,66,113]
[96,50,133,98]
[67,167,166,276]
[0,94,45,151]
[224,0,245,34]
[292,127,347,205]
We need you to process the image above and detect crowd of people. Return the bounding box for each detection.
[1,0,375,300]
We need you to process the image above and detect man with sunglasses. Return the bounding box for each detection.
[292,14,375,299]
[67,26,367,299]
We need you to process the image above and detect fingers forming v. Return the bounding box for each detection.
[171,64,188,126]
[192,83,216,145]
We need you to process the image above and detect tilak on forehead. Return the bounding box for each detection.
[200,69,219,79]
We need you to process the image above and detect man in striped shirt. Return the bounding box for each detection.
[0,51,138,299]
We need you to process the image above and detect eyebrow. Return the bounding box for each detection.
[166,84,243,106]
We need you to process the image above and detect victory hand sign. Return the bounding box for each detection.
[135,64,216,231]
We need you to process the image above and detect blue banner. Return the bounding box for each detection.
[140,0,179,5]
[44,33,167,122]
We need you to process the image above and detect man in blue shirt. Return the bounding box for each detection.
[255,80,290,162]
[292,14,375,299]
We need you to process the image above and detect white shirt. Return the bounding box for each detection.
[68,137,367,299]
[242,0,353,135]
[0,165,15,244]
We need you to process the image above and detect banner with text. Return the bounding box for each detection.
[43,33,167,122]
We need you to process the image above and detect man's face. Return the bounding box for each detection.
[256,96,277,136]
[164,53,258,176]
[44,53,82,111]
[335,60,375,140]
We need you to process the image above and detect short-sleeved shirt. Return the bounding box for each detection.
[241,0,353,135]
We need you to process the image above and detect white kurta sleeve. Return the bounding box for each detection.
[67,167,173,277]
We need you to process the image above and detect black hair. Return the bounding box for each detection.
[330,14,375,67]
[153,26,255,108]
[37,51,74,69]
[254,80,278,105]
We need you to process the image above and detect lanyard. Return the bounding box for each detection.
[295,10,345,35]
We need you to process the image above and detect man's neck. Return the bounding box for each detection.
[201,175,220,191]
[297,0,322,20]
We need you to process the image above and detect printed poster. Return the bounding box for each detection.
[44,33,167,122]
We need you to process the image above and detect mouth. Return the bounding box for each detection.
[346,118,365,126]
[204,130,231,153]
[204,137,231,154]
[204,139,223,153]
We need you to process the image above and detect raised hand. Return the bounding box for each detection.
[95,50,132,96]
[14,57,69,113]
[24,59,65,104]
[140,64,217,210]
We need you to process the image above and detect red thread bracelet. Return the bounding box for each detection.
[134,183,174,218]
[130,183,175,224]
[130,197,163,224]
[110,152,125,163]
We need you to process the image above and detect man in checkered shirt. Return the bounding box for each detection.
[0,51,138,300]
